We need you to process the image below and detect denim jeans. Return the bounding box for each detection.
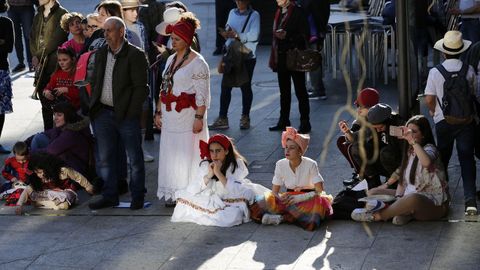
[7,5,34,65]
[219,58,256,117]
[91,108,145,201]
[435,120,477,203]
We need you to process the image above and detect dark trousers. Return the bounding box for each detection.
[92,108,145,201]
[435,120,477,202]
[7,5,34,65]
[39,89,53,131]
[215,0,236,49]
[219,58,256,117]
[308,43,326,95]
[350,140,401,178]
[277,54,310,123]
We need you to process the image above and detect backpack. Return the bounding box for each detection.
[331,189,366,220]
[436,63,475,125]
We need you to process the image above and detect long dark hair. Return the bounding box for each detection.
[28,152,65,191]
[398,115,436,185]
[201,140,247,180]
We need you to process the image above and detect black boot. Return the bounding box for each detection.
[269,119,291,131]
[298,120,311,134]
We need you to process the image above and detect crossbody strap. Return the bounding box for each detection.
[241,10,252,33]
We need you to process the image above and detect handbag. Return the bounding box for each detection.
[217,10,253,75]
[286,48,322,72]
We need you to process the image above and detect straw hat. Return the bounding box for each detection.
[119,0,147,9]
[155,7,182,35]
[434,30,471,55]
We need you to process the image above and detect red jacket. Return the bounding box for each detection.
[45,69,80,110]
[2,157,29,182]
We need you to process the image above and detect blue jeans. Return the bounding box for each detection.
[7,5,34,65]
[91,109,145,201]
[435,120,477,203]
[460,19,480,44]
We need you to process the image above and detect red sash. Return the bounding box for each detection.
[160,92,197,112]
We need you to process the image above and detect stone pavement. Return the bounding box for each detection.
[0,1,479,269]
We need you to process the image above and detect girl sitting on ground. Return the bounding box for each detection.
[351,115,449,225]
[42,47,80,110]
[171,134,268,227]
[250,127,333,231]
[15,152,94,215]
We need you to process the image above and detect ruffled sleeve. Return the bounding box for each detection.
[192,56,210,108]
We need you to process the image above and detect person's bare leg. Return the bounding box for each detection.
[367,186,396,196]
[374,194,447,221]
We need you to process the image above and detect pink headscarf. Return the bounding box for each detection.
[281,127,310,154]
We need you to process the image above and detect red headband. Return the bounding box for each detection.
[165,20,195,46]
[199,134,232,160]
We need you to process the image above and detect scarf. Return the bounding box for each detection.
[268,2,295,71]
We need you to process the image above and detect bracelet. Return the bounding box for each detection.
[410,141,417,146]
[194,114,204,120]
[155,110,161,116]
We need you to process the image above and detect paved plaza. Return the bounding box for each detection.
[0,1,479,269]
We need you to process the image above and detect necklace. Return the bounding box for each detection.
[161,48,191,94]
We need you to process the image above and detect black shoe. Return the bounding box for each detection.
[130,198,144,210]
[164,199,176,207]
[212,47,223,56]
[28,64,35,72]
[12,63,26,73]
[343,173,360,187]
[269,120,290,131]
[88,197,119,210]
[298,121,311,134]
[465,200,478,216]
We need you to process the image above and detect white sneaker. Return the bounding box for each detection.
[261,214,283,225]
[143,150,154,162]
[351,208,374,222]
[365,199,386,212]
[465,206,477,216]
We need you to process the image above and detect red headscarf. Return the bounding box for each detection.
[199,134,232,160]
[165,20,195,46]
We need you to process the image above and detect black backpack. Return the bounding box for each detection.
[331,189,366,220]
[436,63,475,125]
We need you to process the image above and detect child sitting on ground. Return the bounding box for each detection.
[15,152,94,215]
[250,127,333,231]
[1,141,29,192]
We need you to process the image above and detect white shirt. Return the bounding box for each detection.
[424,59,477,123]
[459,0,480,19]
[272,157,324,190]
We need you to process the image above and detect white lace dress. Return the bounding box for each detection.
[157,53,210,200]
[171,159,270,227]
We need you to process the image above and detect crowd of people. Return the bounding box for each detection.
[0,0,479,231]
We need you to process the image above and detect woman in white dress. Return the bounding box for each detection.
[154,14,210,206]
[172,134,268,227]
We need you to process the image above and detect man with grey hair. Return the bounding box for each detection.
[88,16,149,210]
